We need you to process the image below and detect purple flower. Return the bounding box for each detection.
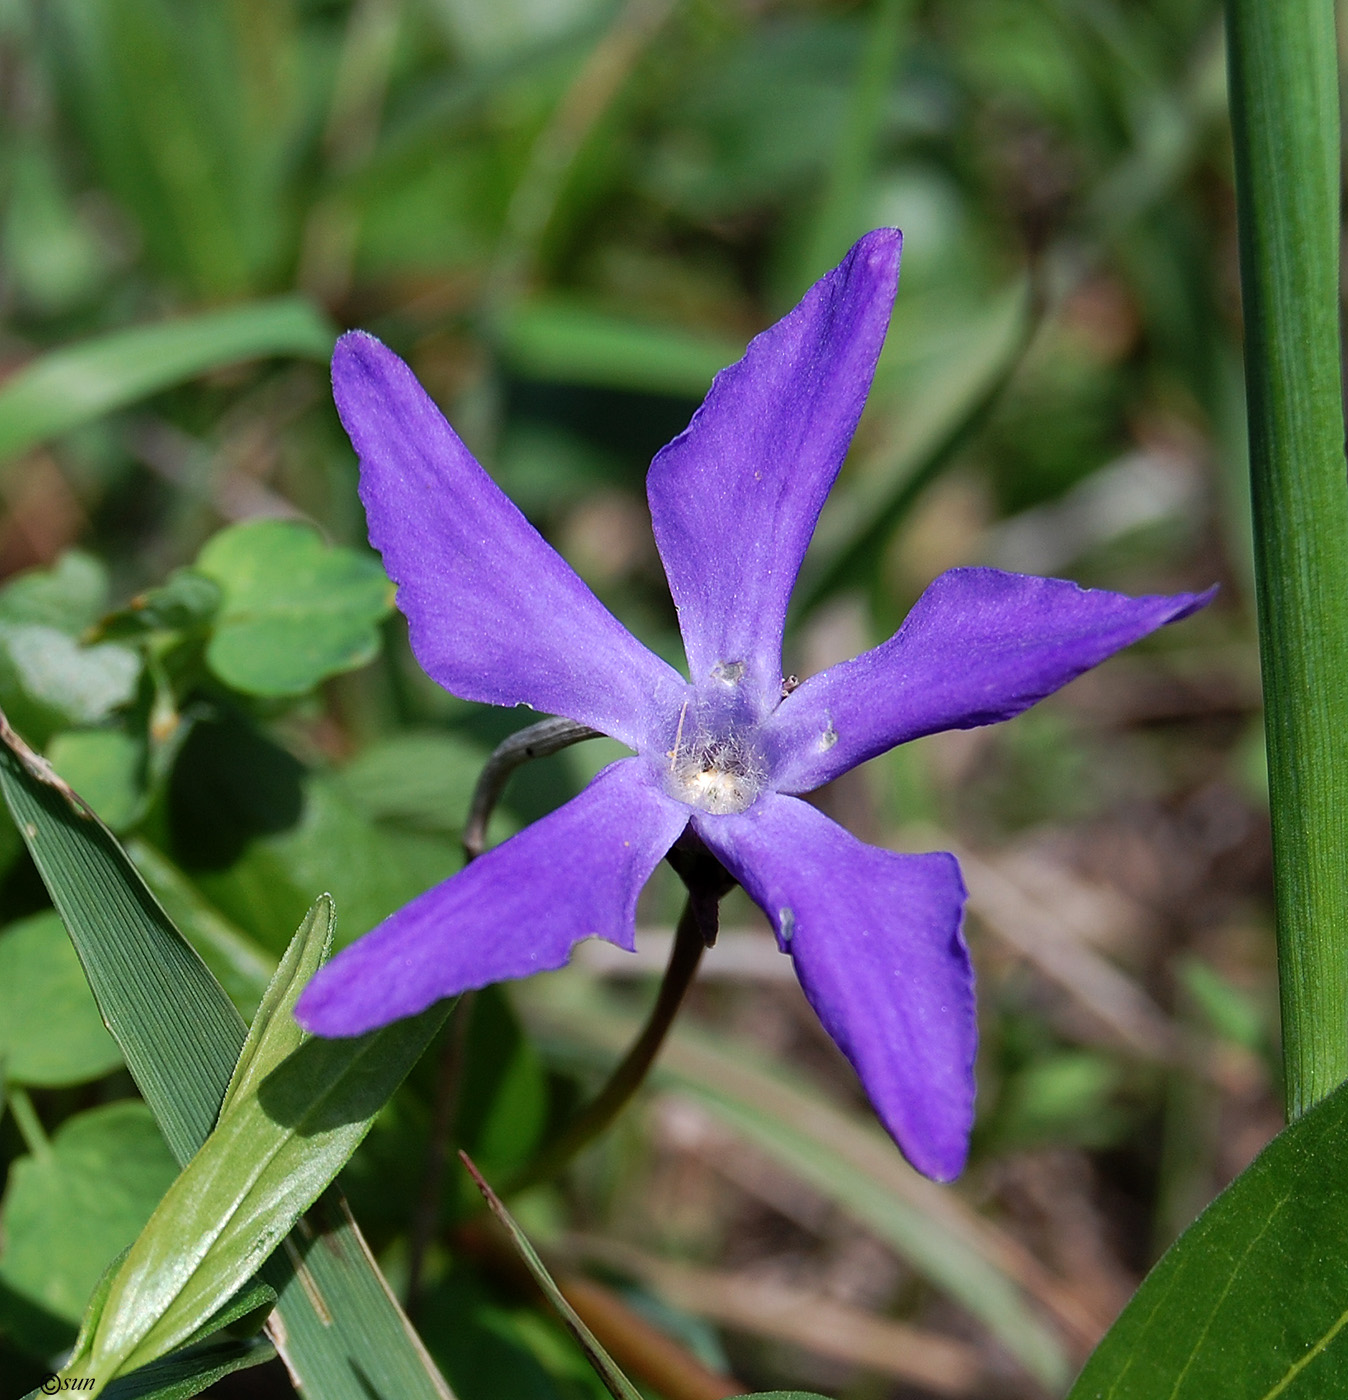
[296,230,1211,1181]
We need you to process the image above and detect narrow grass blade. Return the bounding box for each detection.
[0,299,335,463]
[461,1152,644,1400]
[0,710,245,1163]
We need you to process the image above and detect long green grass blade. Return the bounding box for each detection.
[1226,0,1348,1117]
[0,299,335,464]
[0,712,245,1163]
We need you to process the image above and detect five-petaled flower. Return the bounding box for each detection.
[296,229,1212,1181]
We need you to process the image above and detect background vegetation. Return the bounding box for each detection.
[0,0,1285,1395]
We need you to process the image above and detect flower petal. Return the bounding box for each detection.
[297,759,688,1036]
[647,230,901,716]
[765,567,1216,793]
[335,332,686,749]
[695,795,974,1181]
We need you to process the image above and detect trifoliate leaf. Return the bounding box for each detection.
[196,520,393,697]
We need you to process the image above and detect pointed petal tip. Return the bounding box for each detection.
[1168,582,1220,621]
[331,328,404,394]
[851,225,903,271]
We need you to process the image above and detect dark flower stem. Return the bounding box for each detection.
[464,717,602,861]
[1227,0,1348,1118]
[504,895,706,1194]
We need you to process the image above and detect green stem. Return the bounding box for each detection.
[505,897,705,1193]
[1226,0,1348,1118]
[6,1084,52,1162]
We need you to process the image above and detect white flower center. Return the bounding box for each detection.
[665,713,766,816]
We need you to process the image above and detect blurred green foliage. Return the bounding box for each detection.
[0,0,1276,1395]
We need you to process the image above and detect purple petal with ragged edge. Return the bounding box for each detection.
[647,230,901,718]
[765,567,1217,794]
[297,759,688,1036]
[695,794,974,1181]
[334,332,686,750]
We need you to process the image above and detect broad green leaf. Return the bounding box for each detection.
[47,729,145,832]
[0,714,457,1399]
[79,898,447,1385]
[0,551,109,631]
[1067,1077,1348,1398]
[0,1102,178,1329]
[0,299,335,463]
[196,520,394,697]
[461,1153,644,1400]
[0,910,123,1085]
[729,1394,833,1399]
[0,556,138,742]
[0,623,140,736]
[523,981,1071,1389]
[497,297,743,398]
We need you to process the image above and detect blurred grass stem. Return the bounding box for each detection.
[484,0,676,313]
[1226,0,1348,1118]
[5,1084,52,1162]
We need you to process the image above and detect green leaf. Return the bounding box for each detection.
[728,1393,834,1399]
[46,729,145,832]
[461,1153,645,1400]
[0,1102,178,1329]
[196,520,394,697]
[189,764,463,952]
[0,909,124,1085]
[339,731,501,836]
[0,624,140,736]
[0,551,109,631]
[0,299,336,464]
[79,897,447,1385]
[1067,1076,1348,1398]
[0,714,457,1399]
